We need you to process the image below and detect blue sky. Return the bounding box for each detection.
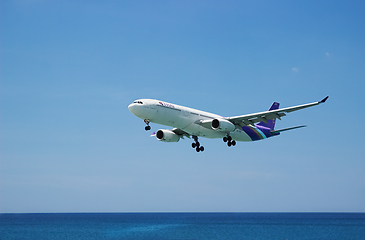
[1,0,365,213]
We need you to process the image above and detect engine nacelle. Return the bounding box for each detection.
[212,118,235,132]
[156,129,180,142]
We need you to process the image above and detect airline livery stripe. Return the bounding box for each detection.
[255,127,267,139]
[242,126,267,141]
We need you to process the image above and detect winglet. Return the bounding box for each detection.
[319,96,329,103]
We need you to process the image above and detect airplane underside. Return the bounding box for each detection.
[145,119,278,152]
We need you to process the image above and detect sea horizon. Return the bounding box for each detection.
[2,211,365,214]
[1,212,364,239]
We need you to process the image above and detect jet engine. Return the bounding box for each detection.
[156,129,180,142]
[211,118,235,132]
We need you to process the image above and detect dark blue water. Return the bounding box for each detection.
[1,213,364,240]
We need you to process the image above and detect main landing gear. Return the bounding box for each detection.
[192,135,204,152]
[144,119,151,131]
[223,135,236,147]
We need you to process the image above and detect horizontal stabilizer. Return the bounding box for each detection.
[271,125,307,134]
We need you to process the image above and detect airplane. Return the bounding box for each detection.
[128,96,329,152]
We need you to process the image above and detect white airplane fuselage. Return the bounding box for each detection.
[128,99,253,141]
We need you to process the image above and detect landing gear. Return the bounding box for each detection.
[144,119,151,131]
[192,136,204,152]
[223,135,236,147]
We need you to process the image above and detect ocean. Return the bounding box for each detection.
[1,213,364,240]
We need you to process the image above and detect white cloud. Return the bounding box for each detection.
[292,67,299,72]
[326,52,330,56]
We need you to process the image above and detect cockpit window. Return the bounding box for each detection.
[133,101,143,104]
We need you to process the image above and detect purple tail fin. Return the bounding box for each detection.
[256,102,280,130]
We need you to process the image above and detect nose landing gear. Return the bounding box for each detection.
[192,136,204,152]
[223,135,236,147]
[144,119,151,131]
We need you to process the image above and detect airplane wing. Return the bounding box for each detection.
[171,128,191,139]
[227,96,329,127]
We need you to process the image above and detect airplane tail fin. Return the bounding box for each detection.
[256,102,280,130]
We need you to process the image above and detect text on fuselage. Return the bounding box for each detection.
[159,102,176,109]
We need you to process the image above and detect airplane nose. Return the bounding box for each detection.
[128,101,146,119]
[128,103,141,117]
[128,103,135,113]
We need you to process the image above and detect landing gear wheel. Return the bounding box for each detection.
[224,134,236,147]
[144,119,151,131]
[192,135,204,153]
